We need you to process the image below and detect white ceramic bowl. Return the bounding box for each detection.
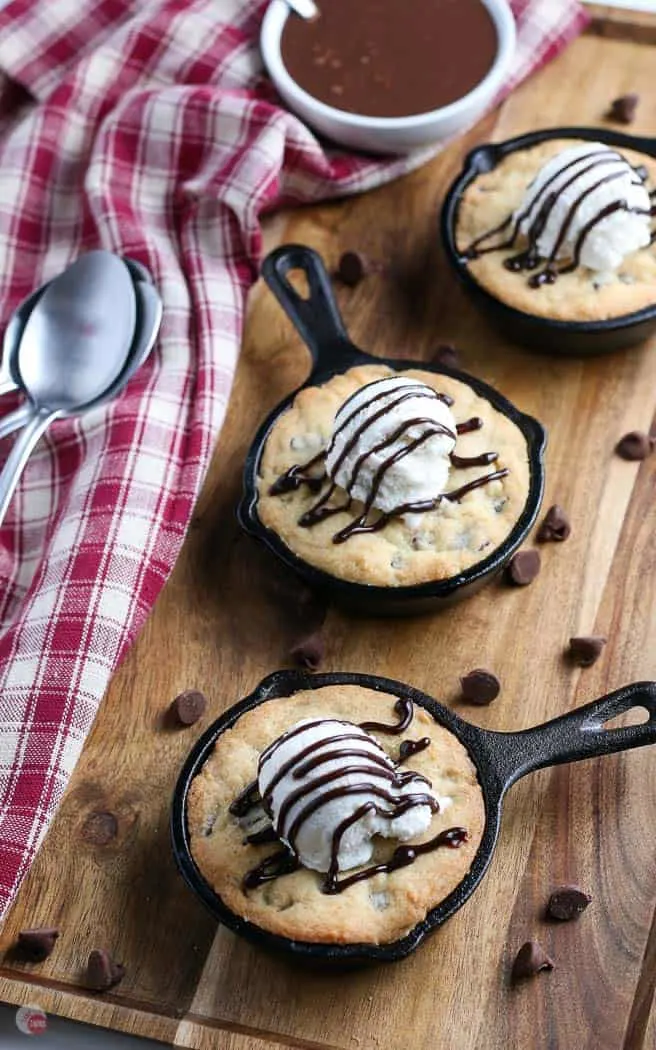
[260,0,516,155]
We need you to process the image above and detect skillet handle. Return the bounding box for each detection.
[261,245,372,375]
[479,681,656,792]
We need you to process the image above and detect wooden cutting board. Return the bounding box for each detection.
[1,7,656,1049]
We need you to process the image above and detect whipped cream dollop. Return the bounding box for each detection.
[257,718,440,875]
[324,376,457,516]
[515,142,652,273]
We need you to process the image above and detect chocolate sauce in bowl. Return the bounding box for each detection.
[280,0,498,119]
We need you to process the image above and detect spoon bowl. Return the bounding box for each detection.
[0,262,162,444]
[18,251,136,410]
[0,285,45,398]
[0,251,138,525]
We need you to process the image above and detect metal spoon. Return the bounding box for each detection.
[0,278,162,442]
[0,256,152,401]
[0,251,137,525]
[284,0,318,19]
[0,285,45,398]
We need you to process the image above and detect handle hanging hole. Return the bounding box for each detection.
[603,707,651,732]
[285,269,311,300]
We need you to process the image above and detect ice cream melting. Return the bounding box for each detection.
[230,699,467,895]
[464,142,655,286]
[325,376,457,515]
[258,718,439,878]
[269,375,506,542]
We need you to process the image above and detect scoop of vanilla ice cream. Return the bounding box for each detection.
[258,718,439,875]
[515,143,651,273]
[324,377,457,515]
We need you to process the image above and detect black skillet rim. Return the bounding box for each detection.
[237,358,546,608]
[170,670,504,964]
[440,125,656,338]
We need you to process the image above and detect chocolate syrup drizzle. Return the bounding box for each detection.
[463,147,656,286]
[234,699,467,894]
[270,380,506,543]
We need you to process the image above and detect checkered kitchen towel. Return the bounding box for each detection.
[0,0,587,919]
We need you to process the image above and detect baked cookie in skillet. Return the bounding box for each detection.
[256,365,531,588]
[188,684,485,945]
[456,138,656,322]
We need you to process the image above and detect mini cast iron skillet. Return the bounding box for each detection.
[441,126,656,355]
[237,245,546,616]
[171,670,656,966]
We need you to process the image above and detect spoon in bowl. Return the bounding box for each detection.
[284,0,318,19]
[0,250,137,525]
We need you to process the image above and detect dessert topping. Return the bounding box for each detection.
[464,142,654,286]
[270,376,507,543]
[233,699,467,895]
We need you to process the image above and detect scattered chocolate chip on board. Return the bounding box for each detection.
[567,636,607,668]
[511,940,554,981]
[170,689,207,726]
[334,251,369,287]
[536,504,571,542]
[430,343,460,368]
[615,431,654,461]
[547,885,592,921]
[460,669,500,705]
[16,928,59,962]
[507,549,541,586]
[290,632,325,671]
[606,93,639,124]
[85,949,125,992]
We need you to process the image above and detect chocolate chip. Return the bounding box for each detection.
[335,251,369,287]
[170,689,207,726]
[430,343,459,369]
[606,93,639,125]
[536,504,571,543]
[615,431,654,461]
[567,636,607,667]
[290,632,324,671]
[511,941,554,981]
[81,810,118,846]
[85,949,125,992]
[16,928,59,962]
[507,549,541,586]
[460,669,500,705]
[547,885,592,921]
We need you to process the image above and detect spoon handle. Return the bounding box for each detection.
[0,403,33,441]
[0,408,55,527]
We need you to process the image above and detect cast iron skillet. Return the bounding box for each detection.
[237,244,546,615]
[441,126,656,355]
[171,670,656,966]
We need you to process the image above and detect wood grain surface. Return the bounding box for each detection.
[1,15,656,1050]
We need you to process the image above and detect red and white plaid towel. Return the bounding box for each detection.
[0,0,587,920]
